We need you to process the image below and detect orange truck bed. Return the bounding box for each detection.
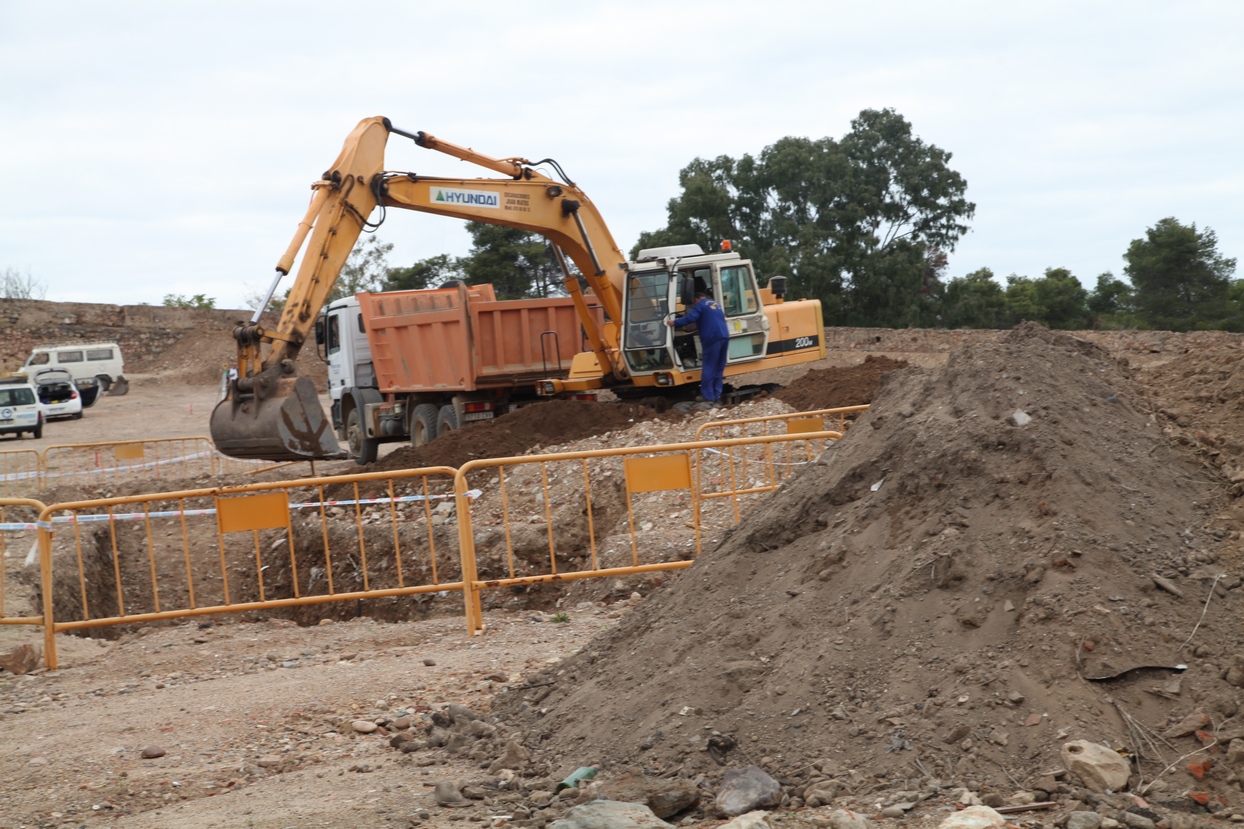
[357,284,597,393]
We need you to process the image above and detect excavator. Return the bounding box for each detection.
[210,116,826,461]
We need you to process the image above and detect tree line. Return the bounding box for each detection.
[366,108,1236,333]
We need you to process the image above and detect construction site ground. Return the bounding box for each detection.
[3,331,1244,829]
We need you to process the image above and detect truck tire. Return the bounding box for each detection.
[33,416,43,440]
[96,374,112,392]
[436,404,459,435]
[345,408,378,465]
[410,404,439,447]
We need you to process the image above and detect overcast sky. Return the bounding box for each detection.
[2,1,1241,311]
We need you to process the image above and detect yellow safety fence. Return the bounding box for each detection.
[1,436,286,493]
[0,449,43,497]
[453,432,840,634]
[695,406,867,524]
[4,428,842,669]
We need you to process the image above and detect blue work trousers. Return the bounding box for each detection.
[700,339,728,402]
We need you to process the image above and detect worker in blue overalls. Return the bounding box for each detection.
[668,290,729,403]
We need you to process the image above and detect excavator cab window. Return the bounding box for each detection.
[719,265,759,316]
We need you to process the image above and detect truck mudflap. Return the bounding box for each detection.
[210,375,344,461]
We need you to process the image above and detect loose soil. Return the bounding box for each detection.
[3,323,1244,829]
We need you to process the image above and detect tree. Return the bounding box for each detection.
[1124,218,1237,331]
[1086,271,1135,328]
[383,254,464,292]
[1,267,47,300]
[163,293,216,309]
[329,235,394,302]
[940,268,1007,329]
[634,108,975,327]
[460,222,563,299]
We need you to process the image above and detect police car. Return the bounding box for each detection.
[0,379,44,439]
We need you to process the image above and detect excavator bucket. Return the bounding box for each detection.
[210,375,343,461]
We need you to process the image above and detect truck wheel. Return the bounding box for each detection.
[345,408,378,465]
[410,404,439,447]
[436,404,459,435]
[33,416,43,440]
[96,374,112,392]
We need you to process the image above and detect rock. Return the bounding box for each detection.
[881,806,906,818]
[1119,812,1156,829]
[945,724,971,744]
[256,755,282,768]
[1162,710,1210,738]
[1151,575,1184,598]
[980,794,1005,808]
[435,780,469,807]
[352,719,379,734]
[1061,740,1131,792]
[0,643,40,675]
[424,658,437,666]
[1228,738,1244,766]
[488,741,531,773]
[804,780,848,807]
[716,766,782,816]
[548,801,673,829]
[937,805,1006,829]
[140,745,166,759]
[390,732,413,748]
[722,811,771,829]
[828,809,869,829]
[393,716,412,730]
[600,772,699,818]
[446,703,477,723]
[1065,812,1103,829]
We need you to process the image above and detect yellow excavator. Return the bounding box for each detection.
[210,116,826,461]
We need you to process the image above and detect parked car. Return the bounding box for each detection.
[33,368,83,420]
[0,379,44,439]
[22,342,124,390]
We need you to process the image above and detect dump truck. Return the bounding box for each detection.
[211,116,826,461]
[322,281,602,463]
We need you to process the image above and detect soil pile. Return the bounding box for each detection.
[772,355,907,412]
[496,325,1244,798]
[370,400,676,472]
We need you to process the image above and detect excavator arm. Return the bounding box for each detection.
[211,116,631,461]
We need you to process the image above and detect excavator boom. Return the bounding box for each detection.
[211,116,631,461]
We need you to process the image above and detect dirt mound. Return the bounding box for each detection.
[130,324,328,390]
[772,355,907,411]
[369,400,677,473]
[496,324,1244,797]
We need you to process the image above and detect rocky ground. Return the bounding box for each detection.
[2,327,1244,829]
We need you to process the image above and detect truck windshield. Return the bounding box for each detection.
[624,272,671,349]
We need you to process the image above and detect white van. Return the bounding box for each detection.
[22,342,124,390]
[0,380,44,439]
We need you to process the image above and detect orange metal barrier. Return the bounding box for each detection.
[694,407,862,523]
[39,436,275,489]
[0,449,44,496]
[36,466,461,668]
[0,498,46,627]
[453,432,841,634]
